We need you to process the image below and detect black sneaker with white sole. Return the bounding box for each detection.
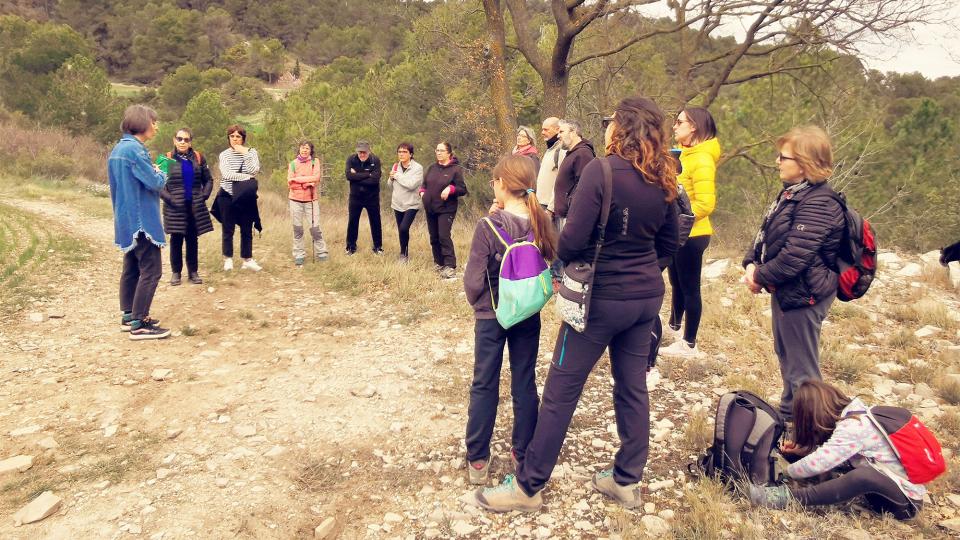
[128,321,171,340]
[121,316,160,332]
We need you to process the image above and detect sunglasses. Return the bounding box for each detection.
[175,136,191,143]
[601,115,615,131]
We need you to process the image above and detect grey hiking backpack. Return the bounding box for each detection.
[693,390,785,486]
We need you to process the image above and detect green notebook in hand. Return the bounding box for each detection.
[155,154,175,175]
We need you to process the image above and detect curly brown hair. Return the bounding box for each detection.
[606,96,678,203]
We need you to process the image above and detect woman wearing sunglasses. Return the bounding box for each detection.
[159,127,215,285]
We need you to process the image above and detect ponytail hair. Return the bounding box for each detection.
[491,154,557,261]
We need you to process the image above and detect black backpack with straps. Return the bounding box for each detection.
[693,390,785,486]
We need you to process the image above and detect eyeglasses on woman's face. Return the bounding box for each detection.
[175,136,191,143]
[776,153,796,162]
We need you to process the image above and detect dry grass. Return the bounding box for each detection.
[934,410,960,448]
[723,373,767,397]
[820,340,872,384]
[669,480,755,540]
[680,407,714,455]
[935,378,960,405]
[0,121,107,182]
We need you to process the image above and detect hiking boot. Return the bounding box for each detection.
[659,339,705,358]
[129,320,171,341]
[223,258,234,271]
[121,315,159,332]
[439,266,456,280]
[188,272,203,284]
[468,459,490,485]
[373,248,384,256]
[747,484,791,510]
[241,259,262,272]
[592,469,641,509]
[475,474,542,513]
[295,257,305,267]
[170,272,182,286]
[316,254,329,262]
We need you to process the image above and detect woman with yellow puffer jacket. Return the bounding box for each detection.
[660,107,720,358]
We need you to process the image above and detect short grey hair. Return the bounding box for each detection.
[516,125,536,143]
[121,105,158,136]
[542,117,560,129]
[559,119,582,136]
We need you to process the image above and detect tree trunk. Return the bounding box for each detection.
[542,74,568,119]
[481,0,518,153]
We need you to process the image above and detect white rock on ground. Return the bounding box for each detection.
[314,517,335,538]
[948,261,960,288]
[702,259,729,280]
[232,425,257,438]
[939,518,960,534]
[37,437,59,449]
[151,368,173,381]
[897,263,922,277]
[10,425,42,436]
[877,252,902,266]
[451,520,478,536]
[0,455,34,476]
[13,491,62,526]
[915,325,941,338]
[641,515,670,535]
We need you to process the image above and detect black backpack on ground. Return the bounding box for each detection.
[693,390,785,486]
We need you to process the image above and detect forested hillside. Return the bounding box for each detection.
[0,0,957,250]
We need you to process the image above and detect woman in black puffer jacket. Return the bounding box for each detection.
[159,127,214,285]
[742,125,845,422]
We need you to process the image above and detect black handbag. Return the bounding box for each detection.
[555,157,613,333]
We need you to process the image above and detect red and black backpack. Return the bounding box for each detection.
[832,192,877,302]
[854,406,947,485]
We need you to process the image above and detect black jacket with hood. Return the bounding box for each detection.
[421,157,468,214]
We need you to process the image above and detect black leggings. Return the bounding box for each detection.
[394,209,418,256]
[790,464,920,520]
[667,235,710,344]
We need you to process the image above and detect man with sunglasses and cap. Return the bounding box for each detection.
[345,140,383,255]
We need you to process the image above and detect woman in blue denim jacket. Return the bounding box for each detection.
[107,104,171,340]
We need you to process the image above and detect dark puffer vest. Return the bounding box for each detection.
[159,150,215,236]
[743,181,845,311]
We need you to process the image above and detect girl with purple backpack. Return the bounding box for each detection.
[462,154,557,485]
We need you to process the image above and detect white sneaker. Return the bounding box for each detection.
[659,339,705,358]
[223,258,233,271]
[241,259,262,272]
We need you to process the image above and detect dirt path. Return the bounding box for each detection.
[1,197,955,539]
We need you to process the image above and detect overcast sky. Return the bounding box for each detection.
[857,4,960,78]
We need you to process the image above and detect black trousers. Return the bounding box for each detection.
[667,234,710,344]
[394,209,418,256]
[465,315,541,463]
[220,194,253,259]
[517,295,662,495]
[120,232,162,320]
[425,210,456,268]
[791,464,920,520]
[346,192,382,251]
[169,207,198,273]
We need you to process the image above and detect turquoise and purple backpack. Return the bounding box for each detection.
[483,218,554,329]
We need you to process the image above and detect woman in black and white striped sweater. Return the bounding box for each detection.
[216,124,263,271]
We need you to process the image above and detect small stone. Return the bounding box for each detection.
[0,455,34,476]
[37,437,59,450]
[643,502,656,514]
[840,529,873,540]
[641,515,670,535]
[314,517,335,538]
[166,428,182,440]
[915,325,941,338]
[892,382,914,398]
[350,385,377,398]
[104,425,119,437]
[151,369,173,381]
[215,478,229,488]
[702,259,729,280]
[573,520,594,531]
[915,383,936,398]
[451,520,478,536]
[424,529,441,539]
[13,491,62,525]
[264,445,286,457]
[47,310,65,319]
[897,263,922,277]
[232,425,257,438]
[28,312,44,323]
[658,509,675,520]
[383,512,403,523]
[591,438,605,449]
[946,494,960,507]
[156,468,173,480]
[648,479,676,492]
[10,425,42,437]
[939,518,960,534]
